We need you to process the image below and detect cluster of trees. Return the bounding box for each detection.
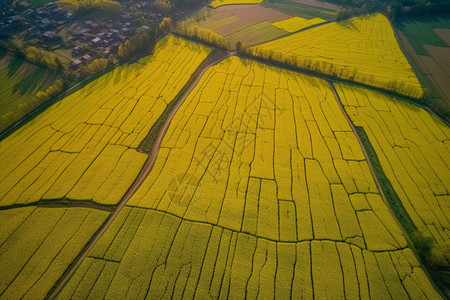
[331,0,450,20]
[34,79,65,104]
[159,17,173,31]
[23,46,61,70]
[175,25,232,50]
[0,78,66,133]
[156,0,173,12]
[79,58,113,75]
[117,28,155,60]
[59,0,122,13]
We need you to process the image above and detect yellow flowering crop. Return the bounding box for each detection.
[0,35,211,207]
[58,56,442,298]
[0,207,109,299]
[337,82,450,266]
[250,13,424,98]
[272,16,325,33]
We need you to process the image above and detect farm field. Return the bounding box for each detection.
[176,5,291,49]
[336,83,450,266]
[209,0,262,8]
[396,16,450,119]
[0,35,211,207]
[272,16,326,33]
[58,56,441,298]
[176,3,331,49]
[249,13,424,98]
[0,206,109,299]
[261,0,337,20]
[0,51,62,134]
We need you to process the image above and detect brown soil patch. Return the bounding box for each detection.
[198,4,291,36]
[399,32,450,104]
[434,28,450,46]
[424,44,450,77]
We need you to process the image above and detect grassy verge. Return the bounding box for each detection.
[354,126,416,234]
[355,126,450,298]
[137,49,228,154]
[396,15,450,56]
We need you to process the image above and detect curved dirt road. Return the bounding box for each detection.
[48,52,231,299]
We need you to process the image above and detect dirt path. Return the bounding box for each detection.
[47,51,232,300]
[328,81,445,299]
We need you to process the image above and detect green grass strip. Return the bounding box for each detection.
[354,126,416,235]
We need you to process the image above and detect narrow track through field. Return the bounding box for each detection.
[47,51,233,300]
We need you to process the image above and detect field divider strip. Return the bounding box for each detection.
[46,50,232,300]
[328,81,445,299]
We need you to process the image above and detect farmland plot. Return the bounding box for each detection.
[0,207,109,299]
[175,5,292,49]
[0,35,211,207]
[249,13,424,98]
[210,0,263,8]
[336,83,450,266]
[0,53,62,133]
[272,16,326,33]
[60,57,440,298]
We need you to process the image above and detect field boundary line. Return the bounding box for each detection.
[328,81,446,299]
[46,50,232,300]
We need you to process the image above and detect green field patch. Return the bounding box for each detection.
[397,16,450,56]
[0,54,61,133]
[262,0,336,21]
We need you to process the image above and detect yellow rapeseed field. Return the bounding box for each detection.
[0,35,211,206]
[210,0,263,8]
[0,207,109,299]
[272,16,326,33]
[249,13,424,98]
[336,83,450,266]
[59,56,440,298]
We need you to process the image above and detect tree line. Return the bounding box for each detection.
[246,46,424,99]
[175,24,232,50]
[59,0,122,13]
[332,0,450,20]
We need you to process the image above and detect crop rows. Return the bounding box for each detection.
[272,16,326,33]
[0,35,211,207]
[249,13,424,98]
[0,207,109,299]
[59,207,439,299]
[336,83,450,266]
[59,56,440,298]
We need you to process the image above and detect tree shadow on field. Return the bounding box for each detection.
[337,18,359,32]
[0,49,7,61]
[7,56,25,78]
[12,68,50,95]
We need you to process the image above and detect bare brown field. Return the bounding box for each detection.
[399,32,450,111]
[425,44,450,77]
[434,28,450,45]
[204,5,290,36]
[176,5,292,48]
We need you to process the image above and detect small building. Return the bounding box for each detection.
[71,59,82,69]
[42,31,61,44]
[82,54,93,62]
[72,45,87,57]
[90,36,102,47]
